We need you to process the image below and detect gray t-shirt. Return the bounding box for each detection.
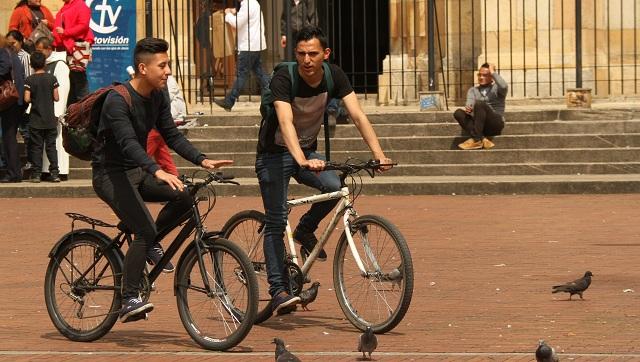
[465,72,509,115]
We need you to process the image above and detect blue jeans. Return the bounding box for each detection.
[226,51,270,107]
[256,151,341,297]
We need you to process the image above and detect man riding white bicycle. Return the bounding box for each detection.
[255,26,393,316]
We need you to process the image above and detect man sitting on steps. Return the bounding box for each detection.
[453,63,508,150]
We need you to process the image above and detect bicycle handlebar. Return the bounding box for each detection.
[323,159,396,178]
[181,171,239,196]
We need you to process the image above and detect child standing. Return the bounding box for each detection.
[24,51,60,183]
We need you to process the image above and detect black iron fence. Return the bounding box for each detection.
[150,0,640,107]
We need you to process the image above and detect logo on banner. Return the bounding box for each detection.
[88,0,121,34]
[87,0,130,47]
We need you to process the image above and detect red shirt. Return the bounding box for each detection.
[8,5,55,38]
[53,0,95,54]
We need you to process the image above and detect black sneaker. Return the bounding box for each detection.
[271,293,300,316]
[119,296,153,323]
[293,228,327,262]
[214,99,232,112]
[50,175,61,183]
[147,243,175,273]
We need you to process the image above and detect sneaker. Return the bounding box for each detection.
[271,292,300,316]
[119,296,154,323]
[482,137,495,149]
[214,99,232,112]
[146,243,175,273]
[293,228,327,262]
[50,175,61,183]
[458,138,483,150]
[30,176,41,183]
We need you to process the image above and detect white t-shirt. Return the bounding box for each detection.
[225,0,267,52]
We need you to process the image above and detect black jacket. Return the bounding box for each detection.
[280,0,318,36]
[0,48,26,106]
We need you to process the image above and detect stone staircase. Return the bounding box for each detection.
[2,107,640,197]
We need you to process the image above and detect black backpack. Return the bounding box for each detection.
[257,61,334,159]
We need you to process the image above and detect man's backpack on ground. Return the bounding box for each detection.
[60,84,131,161]
[257,61,334,159]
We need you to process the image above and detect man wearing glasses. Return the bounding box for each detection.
[454,63,508,150]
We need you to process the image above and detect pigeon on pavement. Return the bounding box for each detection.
[535,339,559,362]
[552,271,593,300]
[273,338,301,362]
[358,326,378,360]
[299,281,320,311]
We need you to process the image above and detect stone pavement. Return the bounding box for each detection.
[1,195,640,361]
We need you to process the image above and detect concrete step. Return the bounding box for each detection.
[67,162,640,179]
[182,120,640,139]
[180,134,640,152]
[195,108,640,125]
[67,148,640,168]
[3,174,640,197]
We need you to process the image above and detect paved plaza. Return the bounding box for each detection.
[1,195,640,361]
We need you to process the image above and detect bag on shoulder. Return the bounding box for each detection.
[28,21,54,47]
[257,61,334,156]
[60,84,131,161]
[0,49,19,112]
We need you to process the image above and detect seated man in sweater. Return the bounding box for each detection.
[453,63,508,150]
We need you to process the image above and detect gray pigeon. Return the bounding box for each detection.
[535,339,559,362]
[358,326,378,360]
[552,271,593,300]
[272,337,301,362]
[384,268,403,291]
[299,281,320,311]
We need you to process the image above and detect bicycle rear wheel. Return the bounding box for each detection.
[44,232,122,341]
[176,237,258,351]
[333,215,414,333]
[221,210,273,324]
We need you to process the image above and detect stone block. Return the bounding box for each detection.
[566,88,592,108]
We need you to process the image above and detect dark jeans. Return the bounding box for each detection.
[18,109,31,164]
[0,104,22,180]
[30,127,59,177]
[225,51,270,107]
[68,70,89,106]
[255,151,341,297]
[453,101,505,141]
[92,167,192,299]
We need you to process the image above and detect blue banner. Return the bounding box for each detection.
[86,0,136,91]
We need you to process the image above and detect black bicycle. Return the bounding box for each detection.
[44,171,258,351]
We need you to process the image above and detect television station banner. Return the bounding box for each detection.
[86,0,136,91]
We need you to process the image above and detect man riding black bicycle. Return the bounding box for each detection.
[92,37,232,323]
[256,26,393,316]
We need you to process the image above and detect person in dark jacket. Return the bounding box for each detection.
[0,34,26,183]
[92,38,233,323]
[280,0,318,59]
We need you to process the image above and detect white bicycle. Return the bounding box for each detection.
[222,159,413,333]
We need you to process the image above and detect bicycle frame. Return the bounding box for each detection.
[285,186,370,276]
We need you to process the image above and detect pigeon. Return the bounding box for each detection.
[358,326,378,360]
[384,268,403,291]
[535,339,559,362]
[552,271,593,300]
[272,338,301,362]
[299,281,320,311]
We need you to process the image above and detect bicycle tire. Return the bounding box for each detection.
[221,209,273,324]
[176,237,258,350]
[333,214,414,333]
[44,232,122,342]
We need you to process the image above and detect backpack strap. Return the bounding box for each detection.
[322,62,333,161]
[111,84,132,108]
[286,62,298,101]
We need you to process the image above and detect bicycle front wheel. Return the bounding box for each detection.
[333,215,414,333]
[44,233,122,342]
[221,210,273,324]
[176,237,258,351]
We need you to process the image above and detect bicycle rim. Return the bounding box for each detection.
[176,238,258,350]
[44,236,121,341]
[222,210,272,323]
[333,215,414,333]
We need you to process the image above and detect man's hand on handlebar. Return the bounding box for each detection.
[301,158,325,171]
[155,169,184,191]
[376,156,394,172]
[201,159,234,170]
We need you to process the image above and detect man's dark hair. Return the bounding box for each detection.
[6,30,24,44]
[133,37,169,74]
[480,63,490,69]
[295,26,328,49]
[35,36,52,49]
[30,50,46,70]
